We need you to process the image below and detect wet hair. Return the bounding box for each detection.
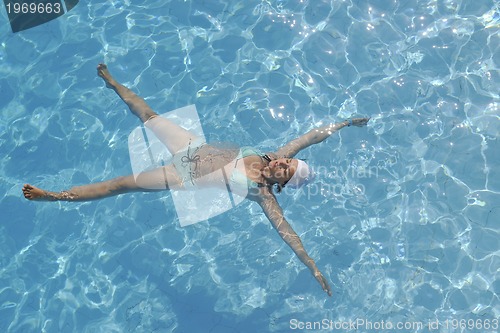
[256,180,283,194]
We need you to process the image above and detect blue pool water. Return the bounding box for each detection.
[1,0,499,332]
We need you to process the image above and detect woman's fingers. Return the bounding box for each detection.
[352,117,370,127]
[314,271,332,296]
[320,275,332,296]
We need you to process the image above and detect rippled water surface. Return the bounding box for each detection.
[0,0,499,332]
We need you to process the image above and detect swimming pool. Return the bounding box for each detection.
[1,0,499,332]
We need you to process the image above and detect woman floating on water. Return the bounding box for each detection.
[23,64,369,296]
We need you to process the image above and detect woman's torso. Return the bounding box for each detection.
[173,143,272,197]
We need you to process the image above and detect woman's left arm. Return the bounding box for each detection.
[256,192,332,296]
[275,117,369,158]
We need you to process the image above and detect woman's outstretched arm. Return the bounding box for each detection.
[256,191,332,296]
[275,117,370,158]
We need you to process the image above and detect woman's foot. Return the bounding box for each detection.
[97,63,116,89]
[22,184,50,201]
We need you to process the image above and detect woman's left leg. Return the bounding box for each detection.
[97,64,201,154]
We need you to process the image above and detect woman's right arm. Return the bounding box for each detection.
[255,190,332,296]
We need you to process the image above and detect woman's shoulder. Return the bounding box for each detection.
[247,185,277,203]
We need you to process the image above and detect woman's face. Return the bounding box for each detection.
[262,158,298,185]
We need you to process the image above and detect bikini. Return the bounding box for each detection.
[173,142,271,191]
[229,147,272,190]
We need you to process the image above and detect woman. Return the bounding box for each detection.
[23,64,369,296]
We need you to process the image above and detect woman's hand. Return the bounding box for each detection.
[313,270,332,296]
[347,117,370,127]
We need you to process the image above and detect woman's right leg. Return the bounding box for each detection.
[22,165,184,202]
[97,64,200,154]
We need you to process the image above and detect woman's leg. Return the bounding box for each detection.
[97,64,200,154]
[22,165,184,202]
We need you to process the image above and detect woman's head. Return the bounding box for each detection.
[262,157,314,191]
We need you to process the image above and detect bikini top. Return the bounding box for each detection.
[230,147,271,189]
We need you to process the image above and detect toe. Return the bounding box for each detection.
[22,184,33,199]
